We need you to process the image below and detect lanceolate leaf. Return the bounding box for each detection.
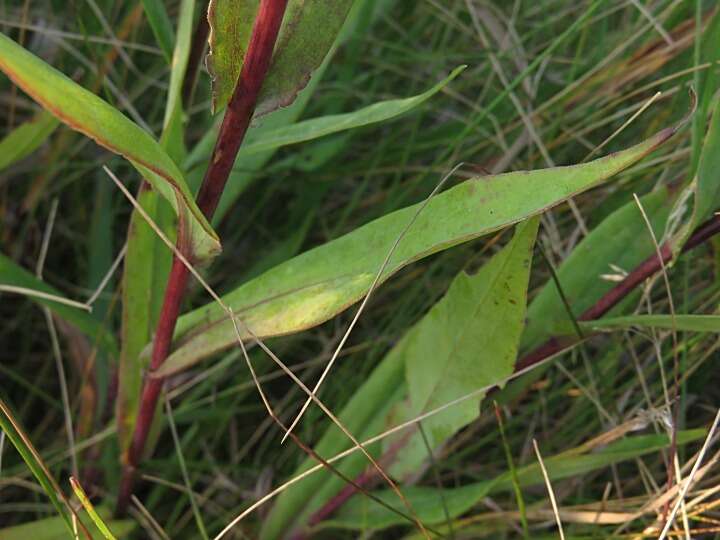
[384,217,538,479]
[235,66,465,156]
[0,510,135,540]
[0,33,220,261]
[157,127,679,377]
[208,0,355,114]
[187,66,465,168]
[0,110,58,171]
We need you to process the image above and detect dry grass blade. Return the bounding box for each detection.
[533,439,566,540]
[658,408,720,540]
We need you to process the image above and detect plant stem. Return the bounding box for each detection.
[116,0,289,516]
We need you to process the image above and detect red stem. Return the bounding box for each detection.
[116,0,289,516]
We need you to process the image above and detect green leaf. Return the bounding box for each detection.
[208,0,355,114]
[580,314,720,333]
[384,217,538,478]
[0,509,134,540]
[0,398,75,536]
[0,110,58,171]
[325,429,705,531]
[232,66,465,156]
[141,0,175,63]
[521,188,672,350]
[0,252,117,356]
[158,127,679,377]
[0,32,220,262]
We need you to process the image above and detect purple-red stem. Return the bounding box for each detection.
[116,0,289,516]
[516,213,720,371]
[306,214,720,526]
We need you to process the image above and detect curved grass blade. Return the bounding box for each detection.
[157,125,680,377]
[0,398,83,537]
[187,66,464,169]
[234,66,465,156]
[0,110,58,171]
[70,477,117,540]
[0,252,117,355]
[0,33,220,261]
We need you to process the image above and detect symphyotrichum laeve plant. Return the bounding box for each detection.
[2,1,720,539]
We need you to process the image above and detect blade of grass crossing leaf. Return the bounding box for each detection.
[0,253,117,354]
[234,66,465,156]
[161,125,680,377]
[0,33,220,261]
[0,511,135,540]
[141,0,175,62]
[0,110,58,170]
[70,477,117,540]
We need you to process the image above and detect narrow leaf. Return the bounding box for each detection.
[208,0,355,114]
[70,477,117,540]
[0,33,220,261]
[0,252,117,356]
[234,66,465,156]
[141,0,175,63]
[580,314,720,333]
[158,126,679,377]
[0,398,75,536]
[385,217,538,478]
[0,110,58,171]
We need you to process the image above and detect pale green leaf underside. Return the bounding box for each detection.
[0,110,58,171]
[0,33,220,261]
[156,126,677,377]
[385,218,538,478]
[208,0,354,114]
